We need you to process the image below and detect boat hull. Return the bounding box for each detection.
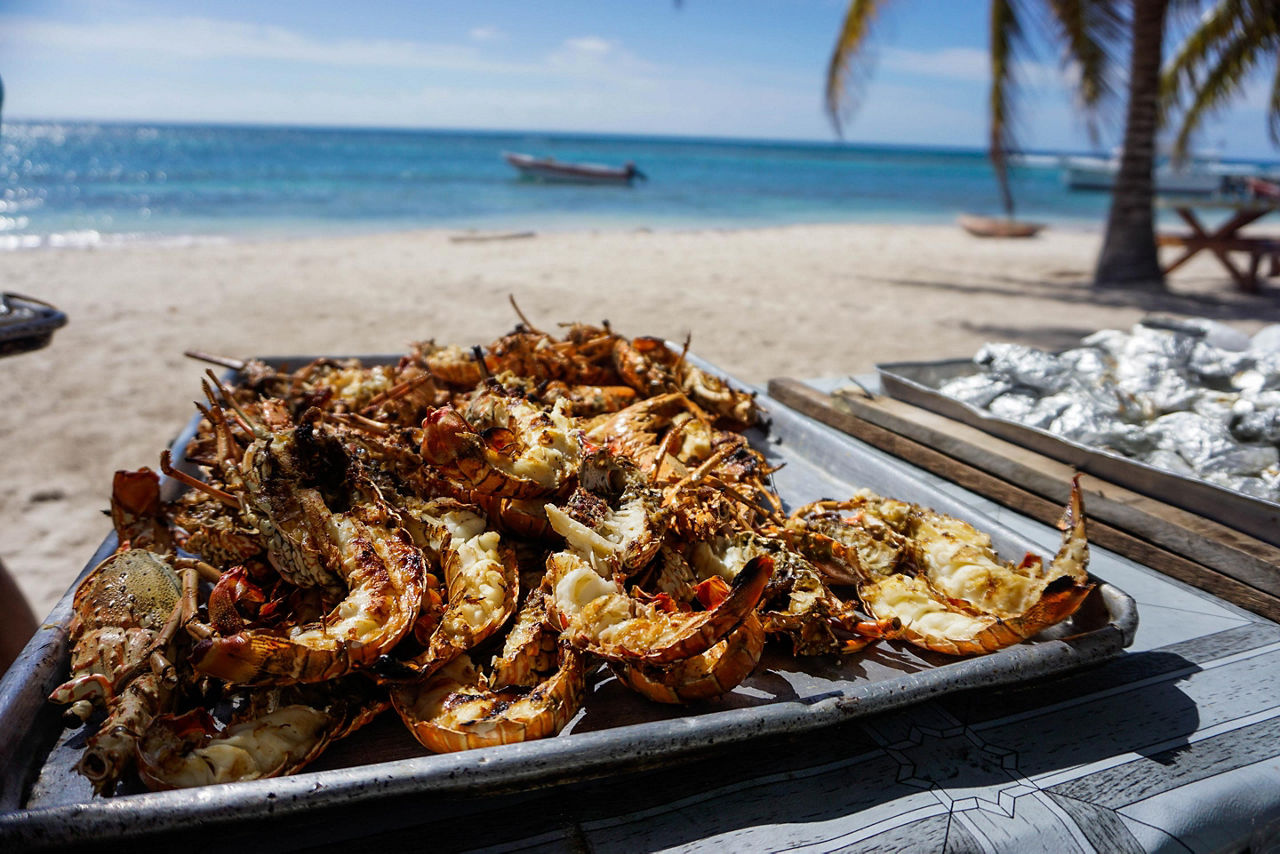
[957,214,1044,239]
[1063,161,1224,195]
[503,152,637,185]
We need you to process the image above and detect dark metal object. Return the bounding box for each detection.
[0,294,68,358]
[0,356,1136,848]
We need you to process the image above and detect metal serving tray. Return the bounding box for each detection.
[0,356,1137,849]
[877,358,1280,548]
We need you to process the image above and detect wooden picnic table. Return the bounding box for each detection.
[1157,196,1280,292]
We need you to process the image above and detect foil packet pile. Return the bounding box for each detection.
[937,318,1280,502]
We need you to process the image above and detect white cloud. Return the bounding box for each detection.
[564,36,613,55]
[1,14,663,87]
[882,45,1065,91]
[1,14,531,74]
[546,36,657,78]
[0,11,1158,151]
[882,46,990,82]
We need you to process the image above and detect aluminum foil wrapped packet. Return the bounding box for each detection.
[1191,392,1240,426]
[986,389,1042,423]
[973,343,1071,393]
[1052,405,1153,456]
[1251,324,1280,354]
[1142,449,1195,476]
[1023,394,1073,429]
[1202,472,1277,499]
[1092,323,1198,369]
[1230,408,1280,444]
[1057,347,1112,384]
[1146,412,1279,476]
[1129,371,1200,418]
[1044,381,1134,423]
[1232,351,1280,394]
[1109,328,1201,412]
[936,373,1014,409]
[938,318,1280,504]
[1079,328,1132,359]
[1188,341,1255,388]
[1246,389,1280,411]
[1140,315,1252,351]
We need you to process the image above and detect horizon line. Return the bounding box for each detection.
[0,116,1145,162]
[8,116,1278,165]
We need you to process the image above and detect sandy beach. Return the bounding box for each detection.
[2,222,1277,622]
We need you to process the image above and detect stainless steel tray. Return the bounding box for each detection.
[0,357,1137,849]
[877,357,1280,548]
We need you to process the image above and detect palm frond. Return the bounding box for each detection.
[1162,0,1249,100]
[989,0,1030,218]
[1040,0,1124,142]
[1170,15,1278,158]
[824,0,889,135]
[1270,50,1280,145]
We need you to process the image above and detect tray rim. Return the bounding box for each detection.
[0,355,1138,846]
[875,357,1280,548]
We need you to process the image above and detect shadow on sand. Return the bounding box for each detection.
[867,272,1280,350]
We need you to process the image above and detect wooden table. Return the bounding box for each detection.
[318,388,1279,854]
[1158,197,1280,292]
[4,379,1280,852]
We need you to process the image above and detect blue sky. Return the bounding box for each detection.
[2,0,1276,158]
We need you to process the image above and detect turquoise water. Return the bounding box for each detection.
[0,121,1217,249]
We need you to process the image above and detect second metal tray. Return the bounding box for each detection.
[878,357,1280,549]
[0,358,1137,848]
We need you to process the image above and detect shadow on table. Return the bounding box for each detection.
[179,664,1212,853]
[35,652,1203,854]
[938,649,1202,758]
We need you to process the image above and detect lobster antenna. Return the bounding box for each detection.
[508,294,545,335]
[159,450,238,507]
[184,350,247,371]
[360,371,436,415]
[205,369,266,438]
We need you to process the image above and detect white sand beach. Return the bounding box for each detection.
[2,222,1277,621]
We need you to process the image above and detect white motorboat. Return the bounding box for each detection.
[502,152,645,185]
[1062,155,1225,195]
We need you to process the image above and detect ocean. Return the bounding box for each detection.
[0,121,1257,250]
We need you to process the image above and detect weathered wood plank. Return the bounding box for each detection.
[768,378,1280,623]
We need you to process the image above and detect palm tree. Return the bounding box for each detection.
[1094,0,1169,288]
[1161,0,1280,160]
[825,1,1121,222]
[827,2,1275,290]
[826,1,1193,290]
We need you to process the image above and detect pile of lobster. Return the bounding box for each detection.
[49,306,1096,795]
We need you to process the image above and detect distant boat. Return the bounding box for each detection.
[957,214,1045,239]
[502,151,645,185]
[1062,155,1225,195]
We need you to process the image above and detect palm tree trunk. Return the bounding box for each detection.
[1094,0,1168,289]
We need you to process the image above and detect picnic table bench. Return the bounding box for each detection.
[1158,196,1280,293]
